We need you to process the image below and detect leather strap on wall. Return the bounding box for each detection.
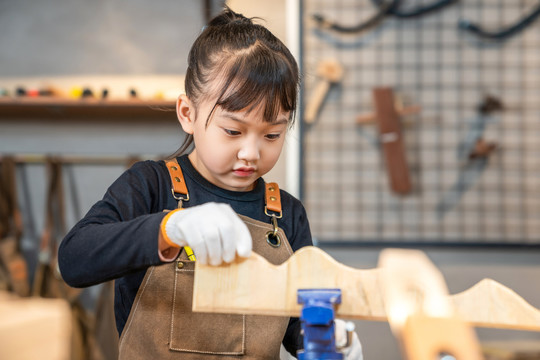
[33,157,77,300]
[0,156,30,297]
[0,157,23,239]
[39,158,66,256]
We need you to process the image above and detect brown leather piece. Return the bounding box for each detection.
[265,182,282,214]
[165,159,188,197]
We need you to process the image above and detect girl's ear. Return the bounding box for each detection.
[176,94,195,134]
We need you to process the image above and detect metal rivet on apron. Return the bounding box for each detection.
[268,186,275,192]
[177,261,184,269]
[174,177,182,183]
[270,196,276,201]
[171,166,178,171]
[265,215,281,248]
[266,231,281,248]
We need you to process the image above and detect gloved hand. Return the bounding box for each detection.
[162,202,252,265]
[335,319,363,360]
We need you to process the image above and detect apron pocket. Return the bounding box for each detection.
[169,260,245,355]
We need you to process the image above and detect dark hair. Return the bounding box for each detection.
[170,6,300,157]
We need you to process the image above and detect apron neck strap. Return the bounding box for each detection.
[264,182,282,219]
[165,159,282,218]
[165,159,189,208]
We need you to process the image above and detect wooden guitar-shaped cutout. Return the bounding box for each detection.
[193,246,540,332]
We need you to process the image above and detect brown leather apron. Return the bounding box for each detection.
[118,160,293,359]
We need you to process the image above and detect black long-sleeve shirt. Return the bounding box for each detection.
[58,154,312,354]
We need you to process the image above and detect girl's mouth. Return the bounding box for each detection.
[233,167,255,177]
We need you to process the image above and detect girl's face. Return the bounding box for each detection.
[177,94,289,192]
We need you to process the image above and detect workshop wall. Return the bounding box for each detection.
[0,0,207,76]
[301,1,540,359]
[0,0,217,272]
[302,0,540,245]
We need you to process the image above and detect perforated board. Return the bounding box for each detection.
[302,0,540,245]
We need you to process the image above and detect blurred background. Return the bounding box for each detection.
[1,0,539,359]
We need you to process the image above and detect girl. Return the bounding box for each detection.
[58,7,361,359]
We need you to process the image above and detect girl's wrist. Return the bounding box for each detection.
[158,231,181,262]
[158,209,183,262]
[160,209,184,248]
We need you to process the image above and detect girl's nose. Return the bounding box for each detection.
[237,139,260,161]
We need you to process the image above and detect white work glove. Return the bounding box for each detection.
[335,319,363,360]
[164,202,252,265]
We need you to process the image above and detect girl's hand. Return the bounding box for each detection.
[162,203,252,265]
[335,319,363,360]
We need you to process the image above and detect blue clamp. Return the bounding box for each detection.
[297,288,343,360]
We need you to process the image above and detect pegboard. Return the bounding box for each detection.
[301,0,540,245]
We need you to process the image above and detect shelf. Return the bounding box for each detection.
[0,97,176,120]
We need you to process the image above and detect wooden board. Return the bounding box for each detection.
[192,246,540,331]
[194,246,384,320]
[0,292,71,359]
[378,248,483,360]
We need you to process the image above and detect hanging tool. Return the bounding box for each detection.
[436,158,489,217]
[457,95,502,161]
[373,87,412,194]
[459,2,540,41]
[371,0,458,18]
[0,157,30,297]
[436,95,503,216]
[312,0,398,34]
[297,289,354,360]
[304,59,344,124]
[356,87,420,195]
[312,0,458,35]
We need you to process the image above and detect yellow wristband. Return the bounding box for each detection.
[160,209,183,248]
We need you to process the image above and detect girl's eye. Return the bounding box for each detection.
[224,129,241,136]
[265,133,281,140]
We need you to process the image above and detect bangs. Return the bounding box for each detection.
[212,43,298,125]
